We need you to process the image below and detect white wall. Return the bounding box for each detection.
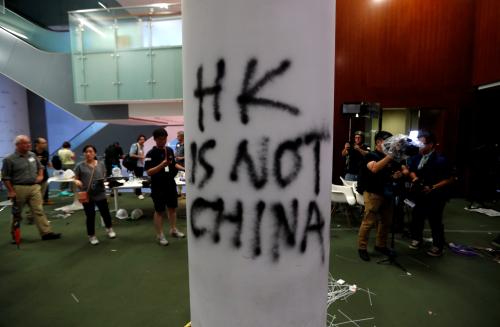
[0,74,30,159]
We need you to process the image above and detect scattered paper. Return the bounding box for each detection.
[404,199,415,208]
[71,293,80,303]
[0,200,13,206]
[327,274,357,305]
[464,207,500,217]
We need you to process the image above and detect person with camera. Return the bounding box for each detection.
[74,145,116,245]
[406,132,453,257]
[145,128,185,246]
[356,131,402,261]
[342,131,370,181]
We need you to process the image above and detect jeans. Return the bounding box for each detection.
[133,166,144,195]
[82,198,113,236]
[345,173,358,181]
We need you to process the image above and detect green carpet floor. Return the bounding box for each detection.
[0,194,499,327]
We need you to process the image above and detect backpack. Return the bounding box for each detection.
[51,155,62,170]
[122,154,137,171]
[122,143,140,171]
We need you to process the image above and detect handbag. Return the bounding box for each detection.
[78,164,96,204]
[77,191,89,204]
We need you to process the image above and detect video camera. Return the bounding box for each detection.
[382,134,423,162]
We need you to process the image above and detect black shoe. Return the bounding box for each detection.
[408,240,422,250]
[374,246,393,256]
[426,246,443,257]
[358,249,370,261]
[41,232,62,240]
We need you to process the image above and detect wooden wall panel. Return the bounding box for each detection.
[333,0,476,182]
[473,0,500,86]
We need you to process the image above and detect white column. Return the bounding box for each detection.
[183,1,335,326]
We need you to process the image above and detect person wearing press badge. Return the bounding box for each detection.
[2,135,61,242]
[145,128,185,246]
[74,145,116,245]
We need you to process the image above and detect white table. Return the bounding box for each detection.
[47,177,75,184]
[47,177,84,212]
[110,180,144,212]
[110,178,186,212]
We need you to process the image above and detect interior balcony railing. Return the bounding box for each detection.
[68,5,182,104]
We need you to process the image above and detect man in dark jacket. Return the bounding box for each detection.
[104,142,124,177]
[407,131,454,257]
[33,137,52,205]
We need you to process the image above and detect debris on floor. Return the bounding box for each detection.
[464,207,500,217]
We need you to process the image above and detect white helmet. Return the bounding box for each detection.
[112,167,122,177]
[53,170,64,178]
[130,208,144,220]
[116,208,129,219]
[63,169,75,179]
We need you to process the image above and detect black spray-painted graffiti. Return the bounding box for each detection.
[190,58,330,263]
[190,198,325,263]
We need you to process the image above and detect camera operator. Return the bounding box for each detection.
[406,131,454,257]
[342,131,370,181]
[356,131,404,261]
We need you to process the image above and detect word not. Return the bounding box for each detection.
[189,128,330,194]
[190,197,326,263]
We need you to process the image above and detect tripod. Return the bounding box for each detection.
[377,194,410,274]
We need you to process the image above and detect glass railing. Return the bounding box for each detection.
[0,7,69,52]
[68,5,182,104]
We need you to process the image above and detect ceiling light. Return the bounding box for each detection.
[76,15,105,37]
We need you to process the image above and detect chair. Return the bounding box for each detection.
[340,177,365,206]
[331,184,357,227]
[352,186,364,206]
[340,176,357,187]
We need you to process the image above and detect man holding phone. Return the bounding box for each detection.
[145,128,185,246]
